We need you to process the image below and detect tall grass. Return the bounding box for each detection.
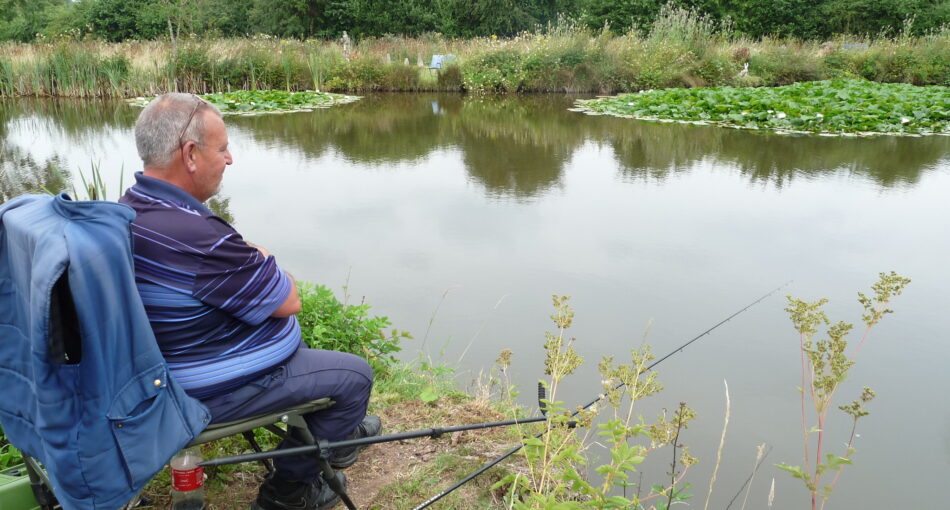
[1,8,948,97]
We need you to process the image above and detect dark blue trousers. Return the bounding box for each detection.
[201,346,374,482]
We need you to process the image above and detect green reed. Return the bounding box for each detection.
[0,9,948,97]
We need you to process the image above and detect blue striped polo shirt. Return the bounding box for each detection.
[119,172,301,399]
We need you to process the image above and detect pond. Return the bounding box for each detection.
[2,94,948,510]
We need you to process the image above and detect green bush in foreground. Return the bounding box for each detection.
[296,282,409,377]
[577,79,950,135]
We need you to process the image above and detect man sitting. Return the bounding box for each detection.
[119,92,381,510]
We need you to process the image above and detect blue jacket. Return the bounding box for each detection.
[0,194,210,510]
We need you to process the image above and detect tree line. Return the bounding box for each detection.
[2,0,948,43]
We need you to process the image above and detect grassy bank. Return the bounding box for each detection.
[1,8,949,97]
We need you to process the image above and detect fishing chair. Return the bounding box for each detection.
[20,397,334,510]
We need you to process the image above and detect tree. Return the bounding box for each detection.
[82,0,150,41]
[0,0,68,42]
[579,0,665,33]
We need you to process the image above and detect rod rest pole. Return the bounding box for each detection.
[200,415,578,467]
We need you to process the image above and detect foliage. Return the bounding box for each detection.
[0,426,24,469]
[779,272,910,510]
[2,12,950,98]
[296,282,409,377]
[373,357,460,406]
[495,296,698,509]
[130,89,359,114]
[576,79,950,135]
[3,0,950,43]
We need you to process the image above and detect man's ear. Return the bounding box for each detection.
[181,141,199,173]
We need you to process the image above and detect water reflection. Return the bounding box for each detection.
[0,105,67,201]
[233,93,949,194]
[1,95,948,202]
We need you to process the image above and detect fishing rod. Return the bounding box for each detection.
[201,281,790,509]
[411,280,792,510]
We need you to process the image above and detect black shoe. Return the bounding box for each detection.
[330,415,383,469]
[252,471,345,510]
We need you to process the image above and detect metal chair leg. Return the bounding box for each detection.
[22,455,57,510]
[241,431,274,476]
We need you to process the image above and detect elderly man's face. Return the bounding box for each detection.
[192,111,232,202]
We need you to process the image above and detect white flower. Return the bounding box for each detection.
[627,102,634,106]
[816,113,823,118]
[901,117,910,124]
[777,112,787,119]
[767,109,774,113]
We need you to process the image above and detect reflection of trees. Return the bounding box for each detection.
[452,96,583,199]
[0,145,68,203]
[2,95,949,202]
[234,94,586,198]
[0,109,69,204]
[0,98,133,204]
[598,119,719,181]
[234,92,948,195]
[0,99,136,143]
[601,118,948,188]
[231,94,453,164]
[716,133,946,188]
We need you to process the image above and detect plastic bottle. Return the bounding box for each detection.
[170,447,205,510]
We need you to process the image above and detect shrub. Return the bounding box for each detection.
[381,63,422,91]
[296,282,408,377]
[324,57,388,91]
[170,44,214,92]
[749,45,824,85]
[461,49,524,93]
[695,53,739,86]
[436,64,463,91]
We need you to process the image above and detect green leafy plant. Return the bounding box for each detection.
[128,89,359,115]
[778,271,910,510]
[576,79,950,135]
[0,426,24,469]
[496,295,698,509]
[296,282,409,377]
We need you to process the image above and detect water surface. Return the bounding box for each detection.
[2,94,948,510]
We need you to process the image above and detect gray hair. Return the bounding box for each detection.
[134,93,223,168]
